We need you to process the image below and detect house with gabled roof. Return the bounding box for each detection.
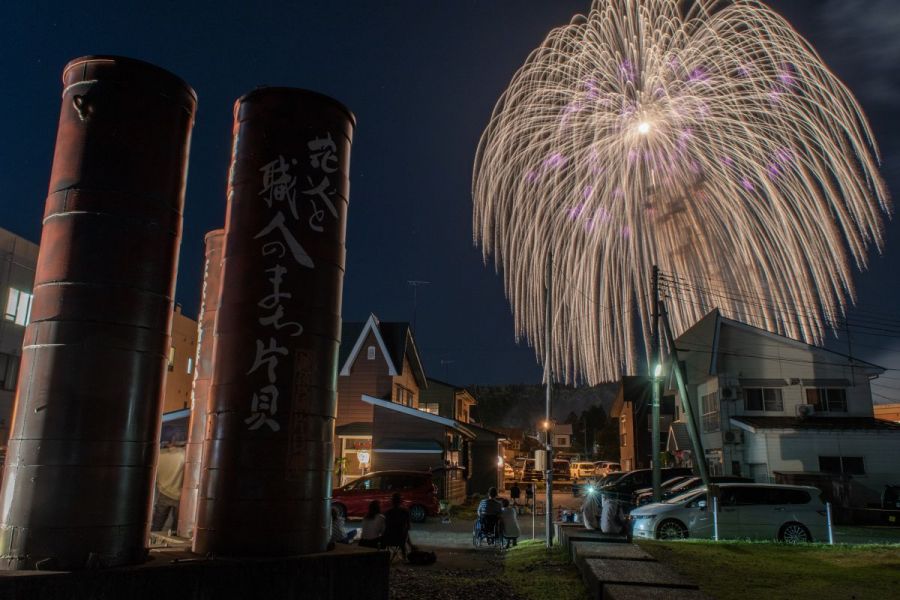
[334,315,500,503]
[665,309,900,506]
[335,314,428,483]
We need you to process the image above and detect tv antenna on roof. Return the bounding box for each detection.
[407,280,431,334]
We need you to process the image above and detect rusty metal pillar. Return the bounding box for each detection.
[177,229,225,539]
[0,56,196,570]
[194,88,354,556]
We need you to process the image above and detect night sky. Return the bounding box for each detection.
[2,1,898,396]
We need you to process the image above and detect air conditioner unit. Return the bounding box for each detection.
[723,430,743,444]
[796,404,815,418]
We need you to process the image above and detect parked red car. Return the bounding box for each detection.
[331,470,440,523]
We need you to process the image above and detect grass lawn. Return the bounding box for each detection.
[502,540,589,600]
[639,539,900,600]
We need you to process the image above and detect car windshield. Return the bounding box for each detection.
[665,488,706,504]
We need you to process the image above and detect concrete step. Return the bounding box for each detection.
[555,522,627,552]
[603,584,714,600]
[582,558,699,600]
[570,541,655,568]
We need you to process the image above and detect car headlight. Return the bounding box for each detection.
[631,514,656,521]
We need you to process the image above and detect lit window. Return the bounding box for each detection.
[806,388,847,413]
[422,403,440,415]
[187,357,194,375]
[4,288,33,326]
[367,346,376,360]
[168,347,175,372]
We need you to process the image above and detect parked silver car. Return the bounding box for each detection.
[629,483,828,543]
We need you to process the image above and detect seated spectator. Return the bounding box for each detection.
[582,489,601,530]
[510,483,522,513]
[499,498,520,548]
[359,500,386,549]
[476,487,503,517]
[383,493,414,559]
[331,505,357,545]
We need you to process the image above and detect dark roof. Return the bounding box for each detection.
[339,318,427,388]
[375,438,444,452]
[732,416,900,431]
[667,421,692,451]
[338,321,365,367]
[335,421,373,437]
[379,322,413,374]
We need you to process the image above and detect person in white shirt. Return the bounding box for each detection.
[152,435,186,532]
[359,500,386,548]
[500,498,520,548]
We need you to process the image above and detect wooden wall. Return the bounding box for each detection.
[336,331,393,426]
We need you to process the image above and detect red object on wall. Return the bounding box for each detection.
[194,88,355,556]
[0,56,196,570]
[178,229,225,539]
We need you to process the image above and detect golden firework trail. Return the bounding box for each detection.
[473,0,890,384]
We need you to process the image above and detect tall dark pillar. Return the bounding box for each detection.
[194,88,354,556]
[178,229,225,539]
[0,56,196,570]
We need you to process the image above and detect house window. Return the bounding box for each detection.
[395,384,414,407]
[620,432,627,447]
[187,357,194,375]
[421,402,440,415]
[168,347,175,372]
[4,288,33,326]
[701,392,720,432]
[744,388,783,412]
[367,346,376,360]
[806,388,847,413]
[819,456,865,475]
[555,436,567,447]
[0,353,20,391]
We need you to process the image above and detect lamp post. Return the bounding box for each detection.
[651,362,663,502]
[542,418,553,548]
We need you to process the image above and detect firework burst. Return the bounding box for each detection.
[473,0,890,384]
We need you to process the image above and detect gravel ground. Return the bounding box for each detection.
[389,549,524,600]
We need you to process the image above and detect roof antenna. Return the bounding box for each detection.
[407,280,431,334]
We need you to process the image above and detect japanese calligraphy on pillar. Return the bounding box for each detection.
[246,132,340,432]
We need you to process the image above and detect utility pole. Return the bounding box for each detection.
[407,280,430,334]
[659,299,710,485]
[544,252,554,548]
[651,266,662,502]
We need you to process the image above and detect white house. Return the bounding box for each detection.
[552,423,573,449]
[666,309,900,506]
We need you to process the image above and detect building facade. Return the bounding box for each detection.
[611,376,675,471]
[666,309,900,506]
[162,304,198,413]
[0,227,39,454]
[335,314,428,484]
[874,403,900,423]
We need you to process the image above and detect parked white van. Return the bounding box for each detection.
[629,483,828,543]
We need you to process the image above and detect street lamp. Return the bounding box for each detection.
[651,362,663,502]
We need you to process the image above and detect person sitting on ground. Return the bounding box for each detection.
[476,487,503,517]
[581,487,601,530]
[383,492,414,559]
[499,498,520,548]
[359,500,386,549]
[331,505,357,545]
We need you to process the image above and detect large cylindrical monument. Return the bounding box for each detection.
[0,56,196,570]
[194,88,354,556]
[178,229,225,538]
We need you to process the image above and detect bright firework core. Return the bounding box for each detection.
[472,0,890,384]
